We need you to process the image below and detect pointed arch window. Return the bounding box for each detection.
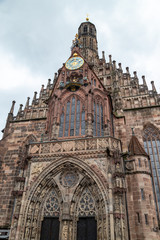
[44,190,60,217]
[78,188,96,217]
[143,124,160,212]
[93,101,104,136]
[59,96,85,137]
[83,25,88,33]
[59,110,64,137]
[83,38,86,47]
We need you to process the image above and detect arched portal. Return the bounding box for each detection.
[15,157,109,240]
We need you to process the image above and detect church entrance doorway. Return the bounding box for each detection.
[77,217,97,240]
[40,217,59,240]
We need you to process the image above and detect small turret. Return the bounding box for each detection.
[3,100,16,138]
[125,132,159,239]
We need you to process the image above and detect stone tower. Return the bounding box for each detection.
[78,18,99,66]
[0,19,160,240]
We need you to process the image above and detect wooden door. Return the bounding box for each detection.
[77,217,97,240]
[40,217,59,240]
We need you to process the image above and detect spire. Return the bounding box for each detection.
[151,81,157,92]
[142,75,147,86]
[128,135,148,157]
[25,97,30,108]
[126,67,130,74]
[10,100,16,114]
[18,104,23,113]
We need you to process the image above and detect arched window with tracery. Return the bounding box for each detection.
[43,190,60,217]
[40,190,60,240]
[93,100,104,137]
[59,96,85,138]
[77,188,97,239]
[78,188,96,217]
[143,124,160,212]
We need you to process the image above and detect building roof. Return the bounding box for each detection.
[128,135,148,157]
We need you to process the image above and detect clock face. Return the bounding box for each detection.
[65,57,84,70]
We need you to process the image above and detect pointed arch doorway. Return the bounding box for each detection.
[40,190,60,240]
[40,217,59,240]
[77,217,97,240]
[76,188,97,240]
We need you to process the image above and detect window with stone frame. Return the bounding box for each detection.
[143,124,160,212]
[83,25,88,33]
[43,190,60,217]
[93,99,104,137]
[78,188,96,217]
[59,96,85,138]
[144,214,149,225]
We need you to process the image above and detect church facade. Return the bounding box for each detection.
[0,19,160,240]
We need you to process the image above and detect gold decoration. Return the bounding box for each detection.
[86,14,89,21]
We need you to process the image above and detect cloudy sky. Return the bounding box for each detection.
[0,0,160,139]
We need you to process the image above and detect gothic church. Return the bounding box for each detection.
[0,18,160,240]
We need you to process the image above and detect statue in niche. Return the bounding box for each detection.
[10,218,18,239]
[115,218,122,240]
[15,198,21,214]
[28,204,33,217]
[69,221,73,240]
[114,196,120,212]
[31,217,37,239]
[62,221,68,240]
[34,202,40,217]
[115,177,121,188]
[115,163,121,172]
[24,218,31,239]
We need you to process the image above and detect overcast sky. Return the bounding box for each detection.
[0,0,160,139]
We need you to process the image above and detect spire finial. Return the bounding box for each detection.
[86,14,89,21]
[75,33,78,40]
[10,100,16,114]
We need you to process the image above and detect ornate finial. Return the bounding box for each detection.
[71,33,81,49]
[10,100,16,114]
[86,14,89,21]
[75,33,78,40]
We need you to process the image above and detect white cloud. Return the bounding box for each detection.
[0,48,45,90]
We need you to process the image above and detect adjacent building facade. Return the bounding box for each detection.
[0,19,160,240]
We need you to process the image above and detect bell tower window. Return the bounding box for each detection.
[83,25,88,33]
[83,38,86,47]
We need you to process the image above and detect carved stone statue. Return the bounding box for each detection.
[115,218,122,240]
[62,221,68,240]
[24,218,31,239]
[69,221,73,240]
